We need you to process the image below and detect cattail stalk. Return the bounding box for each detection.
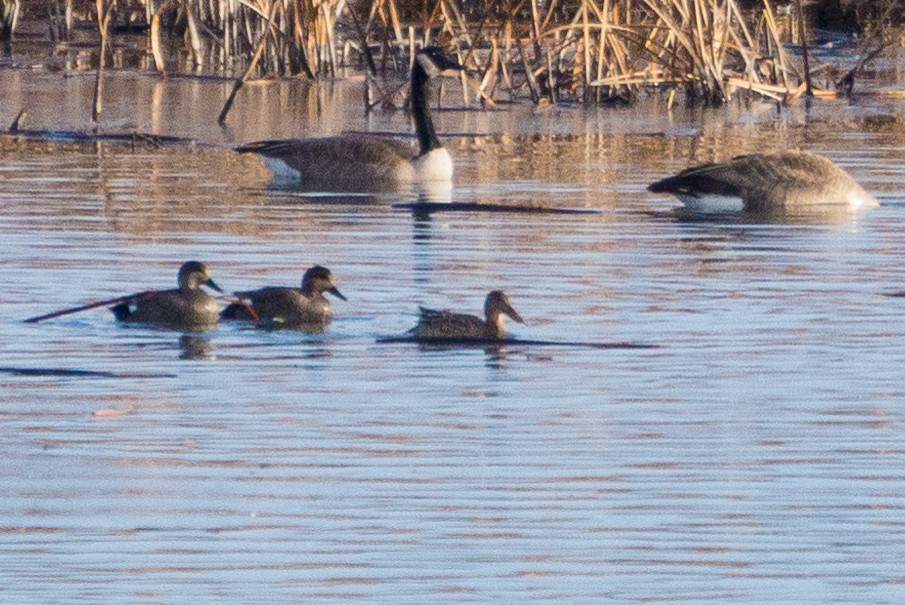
[92,0,115,125]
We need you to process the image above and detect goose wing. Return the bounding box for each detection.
[237,135,417,183]
[649,152,862,208]
[648,155,780,199]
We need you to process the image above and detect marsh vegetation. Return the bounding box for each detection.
[2,0,904,121]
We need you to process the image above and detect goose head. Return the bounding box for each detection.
[415,46,465,78]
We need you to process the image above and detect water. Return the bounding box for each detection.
[2,70,905,604]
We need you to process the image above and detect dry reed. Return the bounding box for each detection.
[1,0,19,57]
[92,0,115,124]
[5,1,904,109]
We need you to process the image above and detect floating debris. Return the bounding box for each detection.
[376,336,658,349]
[395,202,600,215]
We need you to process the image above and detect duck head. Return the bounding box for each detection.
[178,261,222,293]
[301,265,347,301]
[485,290,524,324]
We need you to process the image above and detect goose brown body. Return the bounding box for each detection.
[648,151,878,212]
[237,136,420,187]
[236,47,463,190]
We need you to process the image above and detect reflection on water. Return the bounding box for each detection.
[2,72,905,604]
[671,203,873,225]
[178,334,213,360]
[264,170,455,202]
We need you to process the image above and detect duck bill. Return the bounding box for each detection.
[504,303,524,324]
[205,278,224,293]
[328,286,347,301]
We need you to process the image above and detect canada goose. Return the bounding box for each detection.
[110,261,222,330]
[408,290,524,339]
[221,265,346,328]
[236,46,465,190]
[647,151,878,213]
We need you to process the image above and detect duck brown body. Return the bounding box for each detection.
[408,290,524,340]
[222,265,346,329]
[111,261,222,330]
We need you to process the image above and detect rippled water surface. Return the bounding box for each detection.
[2,71,905,604]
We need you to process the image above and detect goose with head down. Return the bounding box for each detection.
[647,151,878,213]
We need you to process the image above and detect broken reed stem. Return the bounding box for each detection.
[217,0,280,125]
[794,0,813,96]
[23,291,151,324]
[91,0,113,125]
[150,0,176,77]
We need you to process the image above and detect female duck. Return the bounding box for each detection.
[111,261,222,330]
[408,290,524,340]
[222,265,346,328]
[236,46,464,189]
[647,151,878,213]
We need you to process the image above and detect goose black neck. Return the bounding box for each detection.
[411,63,442,156]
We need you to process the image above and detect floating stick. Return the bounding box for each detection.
[218,1,281,125]
[23,292,149,324]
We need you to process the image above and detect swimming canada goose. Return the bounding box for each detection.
[236,46,465,190]
[647,151,878,213]
[221,265,346,328]
[110,261,222,330]
[408,290,524,339]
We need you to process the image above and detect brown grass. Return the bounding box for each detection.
[7,1,905,108]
